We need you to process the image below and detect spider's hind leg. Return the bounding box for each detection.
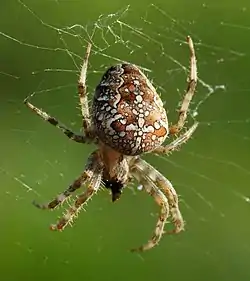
[78,43,93,138]
[153,122,198,155]
[152,37,198,155]
[24,97,88,143]
[169,36,197,135]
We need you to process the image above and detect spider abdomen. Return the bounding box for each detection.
[92,64,168,156]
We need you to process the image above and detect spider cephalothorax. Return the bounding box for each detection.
[24,36,198,252]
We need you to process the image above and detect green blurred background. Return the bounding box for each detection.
[1,0,250,281]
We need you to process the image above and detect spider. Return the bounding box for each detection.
[24,36,198,252]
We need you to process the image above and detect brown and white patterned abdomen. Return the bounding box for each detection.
[92,64,169,156]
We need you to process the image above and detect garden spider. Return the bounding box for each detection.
[24,36,198,252]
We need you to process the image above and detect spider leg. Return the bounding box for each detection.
[51,161,102,231]
[78,43,93,138]
[133,158,184,234]
[169,36,197,135]
[153,121,198,155]
[130,161,170,252]
[33,151,102,210]
[24,97,88,143]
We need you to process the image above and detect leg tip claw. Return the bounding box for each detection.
[50,224,58,231]
[32,200,46,209]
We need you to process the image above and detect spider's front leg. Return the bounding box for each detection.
[34,151,103,230]
[33,170,90,210]
[134,158,185,234]
[51,171,102,231]
[130,162,170,252]
[169,36,197,135]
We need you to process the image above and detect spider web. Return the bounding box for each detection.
[1,0,250,279]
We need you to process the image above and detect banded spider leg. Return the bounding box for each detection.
[24,43,94,143]
[34,151,103,230]
[133,158,184,234]
[131,160,170,252]
[169,36,197,136]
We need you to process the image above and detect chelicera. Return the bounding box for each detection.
[24,36,198,252]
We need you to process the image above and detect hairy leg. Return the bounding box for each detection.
[24,97,88,143]
[33,151,102,211]
[130,162,170,252]
[153,122,198,155]
[50,169,102,231]
[169,36,197,135]
[78,43,93,138]
[133,158,184,234]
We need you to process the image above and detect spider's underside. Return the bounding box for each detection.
[25,36,198,252]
